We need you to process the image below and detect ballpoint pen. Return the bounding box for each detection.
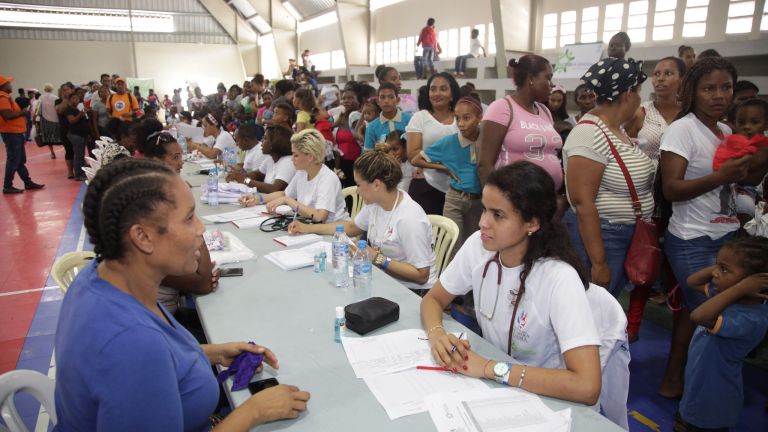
[292,206,299,223]
[450,332,465,353]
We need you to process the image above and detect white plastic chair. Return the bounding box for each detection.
[428,215,460,277]
[0,370,57,432]
[51,251,96,294]
[586,283,630,430]
[342,186,365,220]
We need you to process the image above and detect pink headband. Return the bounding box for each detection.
[456,97,482,114]
[551,84,566,95]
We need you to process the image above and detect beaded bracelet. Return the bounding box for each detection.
[517,365,527,388]
[427,324,445,336]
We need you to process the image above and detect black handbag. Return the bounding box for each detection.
[344,297,400,335]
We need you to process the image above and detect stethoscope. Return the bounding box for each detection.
[477,251,525,356]
[477,252,503,321]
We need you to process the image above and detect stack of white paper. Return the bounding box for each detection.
[232,216,271,229]
[425,388,572,432]
[273,233,322,247]
[202,206,267,223]
[341,329,487,420]
[264,241,331,271]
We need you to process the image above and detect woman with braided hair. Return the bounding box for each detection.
[54,158,310,431]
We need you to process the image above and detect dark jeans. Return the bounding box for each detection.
[68,133,87,179]
[454,54,474,73]
[2,132,32,189]
[408,178,445,216]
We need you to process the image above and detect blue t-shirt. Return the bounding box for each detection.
[422,133,480,194]
[679,288,768,428]
[54,260,219,432]
[364,110,412,151]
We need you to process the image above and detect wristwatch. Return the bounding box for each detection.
[493,362,512,385]
[374,253,387,268]
[244,177,253,186]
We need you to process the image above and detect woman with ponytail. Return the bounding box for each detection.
[289,148,436,292]
[420,161,601,405]
[187,111,236,159]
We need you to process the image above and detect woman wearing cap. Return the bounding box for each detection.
[562,57,655,297]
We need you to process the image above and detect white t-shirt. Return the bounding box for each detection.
[440,232,600,368]
[285,165,350,223]
[259,155,296,185]
[354,191,436,291]
[213,130,236,152]
[659,112,738,240]
[469,38,484,57]
[243,143,269,172]
[406,110,458,193]
[399,161,414,192]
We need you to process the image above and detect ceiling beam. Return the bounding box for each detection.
[198,0,258,44]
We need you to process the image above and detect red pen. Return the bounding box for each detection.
[416,365,451,371]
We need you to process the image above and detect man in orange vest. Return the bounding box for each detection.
[106,77,140,121]
[1,75,44,194]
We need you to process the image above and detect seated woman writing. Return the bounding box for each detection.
[420,161,602,405]
[226,124,296,193]
[288,149,437,292]
[55,158,310,431]
[186,112,236,159]
[240,129,349,223]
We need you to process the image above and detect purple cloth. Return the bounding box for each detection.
[216,342,264,391]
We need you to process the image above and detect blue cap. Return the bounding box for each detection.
[357,240,367,248]
[336,225,344,231]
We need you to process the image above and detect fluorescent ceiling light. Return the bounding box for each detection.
[297,11,337,33]
[370,0,406,12]
[229,0,256,18]
[0,2,173,32]
[282,1,303,21]
[247,14,272,34]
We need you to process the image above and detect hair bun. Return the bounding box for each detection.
[508,58,519,68]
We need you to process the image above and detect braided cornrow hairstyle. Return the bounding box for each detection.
[486,162,588,308]
[678,56,738,120]
[353,148,403,190]
[723,237,768,276]
[82,158,176,260]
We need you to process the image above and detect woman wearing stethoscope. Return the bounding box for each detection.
[289,149,436,292]
[420,161,602,405]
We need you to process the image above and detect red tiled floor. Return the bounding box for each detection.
[0,142,81,374]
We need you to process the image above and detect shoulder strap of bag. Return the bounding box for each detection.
[503,96,514,130]
[578,119,642,218]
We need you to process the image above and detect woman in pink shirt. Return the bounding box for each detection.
[477,55,563,190]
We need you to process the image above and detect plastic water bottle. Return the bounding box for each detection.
[352,240,373,301]
[334,306,345,343]
[169,125,178,139]
[313,247,327,273]
[331,225,350,288]
[177,134,187,156]
[207,167,219,207]
[224,147,238,173]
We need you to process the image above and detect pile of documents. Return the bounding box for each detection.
[341,329,572,431]
[264,240,330,271]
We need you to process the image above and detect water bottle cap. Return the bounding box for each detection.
[335,225,344,232]
[357,240,367,248]
[335,306,344,318]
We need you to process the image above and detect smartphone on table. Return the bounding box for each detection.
[248,378,279,394]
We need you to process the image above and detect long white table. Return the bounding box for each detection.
[185,167,622,432]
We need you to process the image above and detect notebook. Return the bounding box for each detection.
[273,233,322,247]
[264,241,331,271]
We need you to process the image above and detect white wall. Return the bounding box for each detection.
[372,0,492,43]
[0,39,246,96]
[298,25,343,55]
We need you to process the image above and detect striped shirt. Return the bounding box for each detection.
[563,114,656,224]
